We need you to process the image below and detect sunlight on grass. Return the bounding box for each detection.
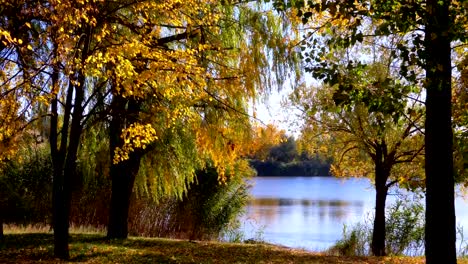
[3,224,105,235]
[3,224,51,234]
[3,231,468,263]
[2,227,468,263]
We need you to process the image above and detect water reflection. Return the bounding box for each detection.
[242,177,376,251]
[251,198,363,207]
[242,176,468,251]
[249,198,363,220]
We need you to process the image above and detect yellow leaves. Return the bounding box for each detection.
[0,83,23,165]
[139,0,220,28]
[248,124,286,160]
[0,28,13,45]
[197,43,212,51]
[30,0,283,184]
[113,123,158,164]
[330,153,372,178]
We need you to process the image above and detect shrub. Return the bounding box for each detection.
[0,145,53,225]
[457,225,468,257]
[328,222,371,256]
[128,164,252,241]
[329,196,425,256]
[1,138,252,242]
[164,166,252,240]
[385,197,425,256]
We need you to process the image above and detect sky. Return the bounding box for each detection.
[252,73,321,137]
[253,86,303,137]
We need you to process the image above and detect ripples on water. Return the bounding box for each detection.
[241,176,468,252]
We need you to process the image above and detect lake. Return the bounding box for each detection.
[241,176,468,251]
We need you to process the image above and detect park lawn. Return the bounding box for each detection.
[0,232,467,264]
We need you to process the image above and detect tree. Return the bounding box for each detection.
[1,0,301,254]
[0,0,52,240]
[424,1,456,262]
[283,0,466,260]
[291,61,425,256]
[2,0,118,258]
[0,0,50,164]
[248,124,287,161]
[101,1,301,239]
[269,136,297,163]
[454,55,468,184]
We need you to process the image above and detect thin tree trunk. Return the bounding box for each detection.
[50,59,71,260]
[371,162,389,256]
[54,55,86,259]
[50,27,89,259]
[52,168,69,259]
[52,82,81,260]
[53,78,85,259]
[424,0,456,263]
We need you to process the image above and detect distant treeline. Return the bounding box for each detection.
[249,159,331,176]
[249,136,331,177]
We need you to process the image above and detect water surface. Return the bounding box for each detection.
[242,176,468,251]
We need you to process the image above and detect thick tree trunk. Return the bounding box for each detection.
[107,96,142,239]
[107,154,142,238]
[424,0,456,263]
[0,218,4,240]
[371,162,389,256]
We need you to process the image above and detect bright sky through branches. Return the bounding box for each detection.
[252,74,320,137]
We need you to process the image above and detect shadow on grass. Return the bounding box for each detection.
[1,233,54,249]
[80,238,374,264]
[0,233,327,263]
[0,233,430,264]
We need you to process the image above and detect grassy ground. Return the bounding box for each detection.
[0,230,467,263]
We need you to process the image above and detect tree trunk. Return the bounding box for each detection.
[50,29,88,259]
[52,168,70,259]
[0,218,4,240]
[424,0,456,263]
[107,95,142,239]
[107,154,142,238]
[371,162,389,256]
[51,82,84,259]
[50,61,71,260]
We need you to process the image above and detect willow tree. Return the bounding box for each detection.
[109,2,300,239]
[56,0,301,239]
[291,59,425,255]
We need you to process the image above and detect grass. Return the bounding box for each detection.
[1,229,467,263]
